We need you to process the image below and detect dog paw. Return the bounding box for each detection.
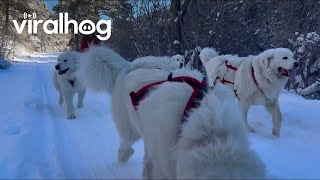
[118,147,134,163]
[272,130,280,137]
[248,126,256,133]
[77,103,84,109]
[67,114,76,119]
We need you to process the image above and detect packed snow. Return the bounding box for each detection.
[0,53,319,179]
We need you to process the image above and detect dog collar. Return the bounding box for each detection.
[251,65,266,96]
[68,78,76,87]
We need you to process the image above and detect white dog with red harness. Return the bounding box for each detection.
[125,69,265,179]
[78,46,265,179]
[78,46,182,162]
[200,47,299,137]
[124,68,265,179]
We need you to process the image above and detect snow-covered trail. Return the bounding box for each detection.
[0,54,144,179]
[0,53,319,179]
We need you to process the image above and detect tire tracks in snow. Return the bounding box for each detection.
[12,62,141,179]
[39,63,115,178]
[31,63,65,178]
[7,63,65,178]
[37,63,98,178]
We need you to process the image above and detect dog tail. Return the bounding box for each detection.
[176,85,266,179]
[78,45,130,93]
[199,47,219,64]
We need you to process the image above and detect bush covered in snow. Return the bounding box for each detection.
[288,32,320,99]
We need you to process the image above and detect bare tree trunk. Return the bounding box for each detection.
[170,0,191,55]
[5,2,10,31]
[170,0,182,54]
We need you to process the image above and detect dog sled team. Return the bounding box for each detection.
[53,32,298,179]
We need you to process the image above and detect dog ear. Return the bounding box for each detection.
[261,51,273,69]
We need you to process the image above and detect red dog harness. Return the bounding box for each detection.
[217,61,239,98]
[215,60,264,98]
[251,66,265,96]
[130,73,207,123]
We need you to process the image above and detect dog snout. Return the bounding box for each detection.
[294,62,299,68]
[55,64,60,70]
[180,63,183,68]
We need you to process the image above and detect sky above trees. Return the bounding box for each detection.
[44,0,58,10]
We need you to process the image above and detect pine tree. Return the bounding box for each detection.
[100,0,136,59]
[0,0,31,31]
[53,0,109,50]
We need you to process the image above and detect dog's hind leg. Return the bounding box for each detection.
[266,100,282,137]
[239,101,255,133]
[142,145,154,179]
[112,95,140,163]
[77,89,86,109]
[118,139,135,163]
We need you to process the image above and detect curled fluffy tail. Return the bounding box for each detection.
[176,87,265,179]
[78,46,129,93]
[199,47,219,65]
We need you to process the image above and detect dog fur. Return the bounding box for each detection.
[53,51,86,119]
[200,47,298,136]
[133,56,181,70]
[134,55,185,69]
[78,46,265,179]
[130,68,265,179]
[77,46,180,163]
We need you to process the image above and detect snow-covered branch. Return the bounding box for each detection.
[296,78,320,96]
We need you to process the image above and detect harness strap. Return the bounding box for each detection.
[170,76,206,90]
[221,79,234,84]
[220,61,238,85]
[130,80,166,110]
[182,89,201,123]
[251,66,265,96]
[130,73,175,110]
[181,77,206,123]
[213,77,239,99]
[225,61,238,71]
[130,73,207,123]
[221,61,239,98]
[215,60,241,99]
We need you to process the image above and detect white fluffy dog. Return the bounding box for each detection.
[53,51,86,119]
[171,54,185,68]
[127,68,265,179]
[77,46,179,162]
[200,48,299,136]
[133,56,181,70]
[78,46,265,179]
[134,54,185,69]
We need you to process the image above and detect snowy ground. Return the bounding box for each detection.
[0,53,319,179]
